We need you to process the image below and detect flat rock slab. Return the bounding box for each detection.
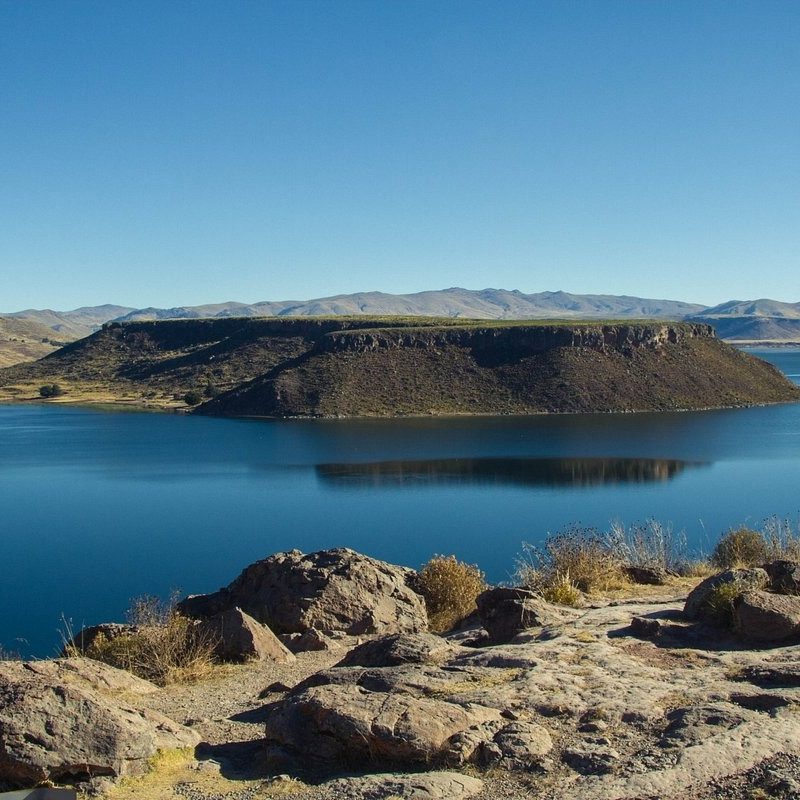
[323,771,484,799]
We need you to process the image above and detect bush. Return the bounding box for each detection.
[183,390,203,406]
[711,527,767,569]
[38,383,63,398]
[79,594,217,686]
[203,383,221,398]
[418,555,486,633]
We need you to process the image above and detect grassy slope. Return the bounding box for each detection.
[0,317,68,367]
[1,316,797,415]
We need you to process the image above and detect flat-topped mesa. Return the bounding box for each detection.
[319,322,716,356]
[197,320,798,418]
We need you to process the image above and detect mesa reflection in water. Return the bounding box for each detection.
[315,456,707,489]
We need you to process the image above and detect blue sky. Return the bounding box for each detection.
[1,0,798,311]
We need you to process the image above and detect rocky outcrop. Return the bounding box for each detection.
[197,607,295,663]
[683,568,769,620]
[764,559,800,594]
[476,587,568,644]
[178,548,428,639]
[336,633,457,668]
[0,659,197,788]
[734,591,800,642]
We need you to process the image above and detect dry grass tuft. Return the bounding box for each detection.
[704,581,746,626]
[418,555,486,633]
[711,527,768,569]
[79,594,218,686]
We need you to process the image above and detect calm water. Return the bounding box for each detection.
[2,348,799,656]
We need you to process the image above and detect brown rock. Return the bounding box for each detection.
[683,568,768,620]
[476,587,564,644]
[179,548,427,636]
[625,565,668,585]
[264,683,502,767]
[764,560,800,595]
[734,591,800,642]
[336,633,455,668]
[197,607,295,663]
[0,660,198,788]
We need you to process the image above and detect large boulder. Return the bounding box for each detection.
[178,548,428,636]
[264,682,502,767]
[683,568,768,620]
[475,587,565,644]
[196,607,295,663]
[0,660,198,788]
[733,591,800,642]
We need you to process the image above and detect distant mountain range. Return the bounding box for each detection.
[2,290,799,351]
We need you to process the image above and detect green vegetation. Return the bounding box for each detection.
[69,594,217,686]
[182,390,203,406]
[418,555,486,632]
[38,383,63,398]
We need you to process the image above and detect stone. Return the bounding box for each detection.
[491,720,553,766]
[660,704,746,747]
[475,587,565,644]
[178,548,427,636]
[0,660,198,788]
[624,565,668,585]
[683,568,768,620]
[282,628,343,652]
[336,633,455,668]
[630,616,661,638]
[17,657,157,696]
[562,744,621,775]
[322,771,484,799]
[264,682,502,767]
[764,559,800,595]
[197,607,295,663]
[733,591,800,642]
[60,623,138,656]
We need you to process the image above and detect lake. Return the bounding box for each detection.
[2,347,799,657]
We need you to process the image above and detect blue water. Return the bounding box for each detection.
[2,348,799,657]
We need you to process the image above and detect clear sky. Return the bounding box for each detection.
[1,0,798,311]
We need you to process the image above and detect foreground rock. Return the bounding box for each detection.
[322,771,484,799]
[734,590,800,642]
[257,595,800,798]
[683,568,768,620]
[197,607,296,663]
[178,548,427,640]
[475,587,569,644]
[0,659,198,788]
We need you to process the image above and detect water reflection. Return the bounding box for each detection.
[316,456,707,489]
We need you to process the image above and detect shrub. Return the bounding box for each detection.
[203,383,221,398]
[540,570,583,606]
[183,390,203,406]
[38,383,63,398]
[418,555,486,633]
[760,516,800,561]
[704,581,746,626]
[711,527,767,569]
[81,594,217,685]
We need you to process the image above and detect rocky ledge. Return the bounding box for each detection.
[3,548,800,799]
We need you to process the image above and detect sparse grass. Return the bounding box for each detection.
[78,594,218,686]
[606,519,692,574]
[704,581,747,626]
[517,526,630,600]
[418,555,486,632]
[540,570,584,606]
